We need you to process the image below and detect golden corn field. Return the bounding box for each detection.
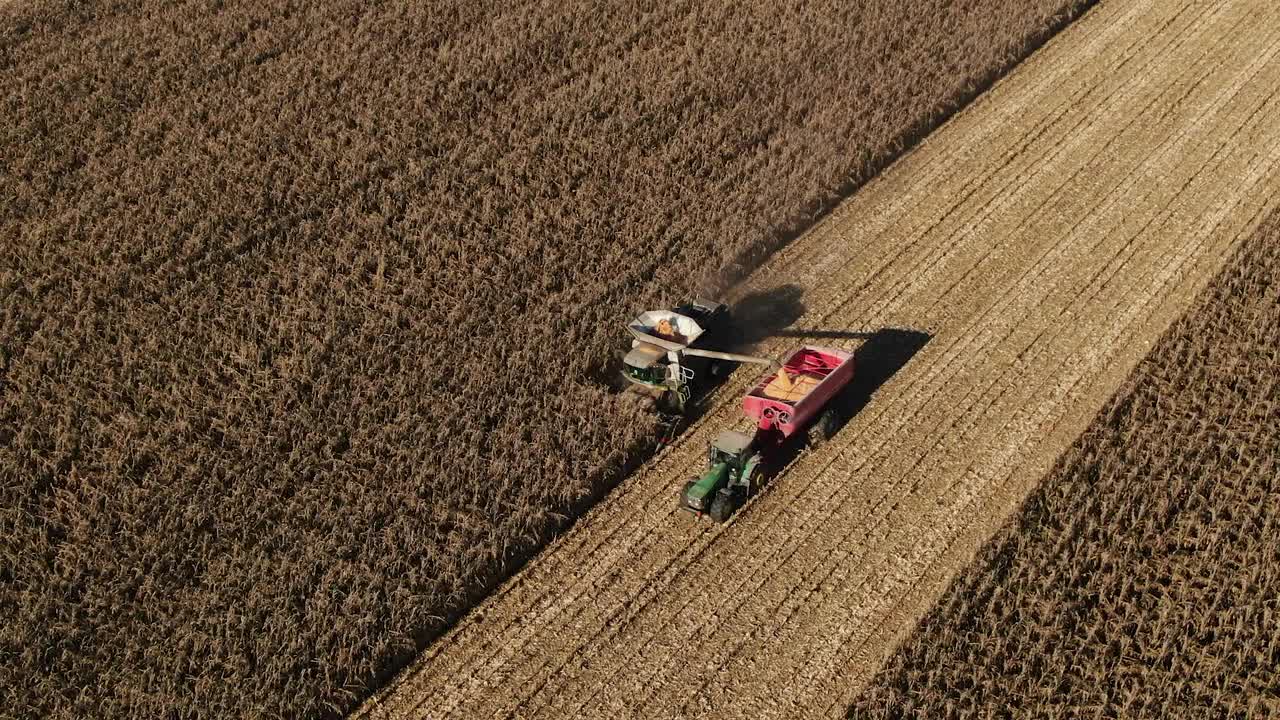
[0,0,1097,718]
[848,210,1280,718]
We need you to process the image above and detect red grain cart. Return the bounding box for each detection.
[743,345,856,443]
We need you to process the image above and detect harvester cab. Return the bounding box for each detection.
[621,342,670,386]
[622,301,719,413]
[679,430,765,522]
[621,299,774,415]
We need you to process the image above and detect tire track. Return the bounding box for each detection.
[580,11,1273,712]
[630,22,1280,715]
[761,86,1280,717]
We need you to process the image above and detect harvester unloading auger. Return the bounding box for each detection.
[621,300,858,521]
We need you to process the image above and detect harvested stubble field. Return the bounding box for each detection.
[0,0,1095,718]
[847,209,1280,719]
[358,0,1280,717]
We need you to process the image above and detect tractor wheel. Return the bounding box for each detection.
[709,489,738,523]
[679,480,695,511]
[742,461,767,496]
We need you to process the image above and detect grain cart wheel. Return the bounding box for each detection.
[709,489,738,523]
[810,406,842,447]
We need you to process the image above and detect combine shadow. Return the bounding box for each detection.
[731,284,807,347]
[731,284,921,346]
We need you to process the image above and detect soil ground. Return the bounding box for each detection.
[356,0,1280,716]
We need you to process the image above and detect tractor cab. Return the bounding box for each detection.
[679,429,765,521]
[708,430,755,472]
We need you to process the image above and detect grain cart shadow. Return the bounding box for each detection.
[809,326,931,422]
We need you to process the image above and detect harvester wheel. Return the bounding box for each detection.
[657,391,675,414]
[660,386,691,414]
[657,413,684,445]
[709,489,738,523]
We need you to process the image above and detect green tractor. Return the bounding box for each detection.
[676,344,859,523]
[679,430,767,522]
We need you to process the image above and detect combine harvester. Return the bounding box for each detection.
[621,299,776,415]
[622,302,856,521]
